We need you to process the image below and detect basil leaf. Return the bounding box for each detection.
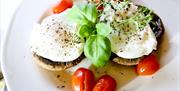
[67,5,89,25]
[79,24,94,38]
[96,23,112,36]
[81,4,97,23]
[67,4,97,25]
[84,35,111,67]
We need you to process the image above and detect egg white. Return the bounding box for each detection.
[108,25,157,59]
[29,10,84,62]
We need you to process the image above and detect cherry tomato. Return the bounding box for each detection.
[93,75,116,91]
[72,68,94,91]
[136,54,160,76]
[53,0,73,14]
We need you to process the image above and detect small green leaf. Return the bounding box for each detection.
[67,4,98,25]
[67,5,89,25]
[96,23,112,36]
[84,35,111,67]
[78,24,94,38]
[82,4,97,23]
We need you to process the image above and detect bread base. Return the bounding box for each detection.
[32,53,84,71]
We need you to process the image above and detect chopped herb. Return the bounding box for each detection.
[99,1,154,32]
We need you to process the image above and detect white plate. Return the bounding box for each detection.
[1,0,180,91]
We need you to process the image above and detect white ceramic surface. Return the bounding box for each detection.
[1,0,180,91]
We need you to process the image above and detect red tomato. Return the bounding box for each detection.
[53,0,73,14]
[93,75,116,91]
[72,68,94,91]
[97,5,104,11]
[136,54,160,76]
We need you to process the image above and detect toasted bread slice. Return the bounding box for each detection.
[112,57,143,66]
[33,53,84,71]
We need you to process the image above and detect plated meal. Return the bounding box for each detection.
[29,0,164,90]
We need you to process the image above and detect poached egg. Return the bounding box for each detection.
[100,1,157,59]
[29,10,84,62]
[108,25,157,59]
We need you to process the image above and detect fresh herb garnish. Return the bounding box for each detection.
[115,5,153,31]
[99,1,153,32]
[84,35,111,67]
[67,3,112,67]
[96,23,112,36]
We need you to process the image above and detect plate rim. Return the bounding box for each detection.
[1,1,24,91]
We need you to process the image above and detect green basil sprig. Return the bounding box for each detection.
[67,3,112,67]
[84,35,111,67]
